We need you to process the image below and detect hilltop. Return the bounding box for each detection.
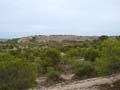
[17,35,99,43]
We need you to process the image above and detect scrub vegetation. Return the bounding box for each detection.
[0,35,120,89]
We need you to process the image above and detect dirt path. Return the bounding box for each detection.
[35,74,120,90]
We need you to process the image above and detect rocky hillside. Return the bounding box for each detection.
[18,35,99,43]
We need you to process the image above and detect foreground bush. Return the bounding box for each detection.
[0,52,15,62]
[46,67,61,82]
[73,61,95,79]
[95,39,120,76]
[0,59,38,90]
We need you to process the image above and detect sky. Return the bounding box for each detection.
[0,0,120,38]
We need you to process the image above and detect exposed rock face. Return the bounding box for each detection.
[18,36,33,43]
[17,35,99,43]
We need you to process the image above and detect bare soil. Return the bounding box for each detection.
[33,74,120,90]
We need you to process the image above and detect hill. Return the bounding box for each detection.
[0,39,8,42]
[17,35,99,43]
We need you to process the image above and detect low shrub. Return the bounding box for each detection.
[0,59,38,90]
[73,61,95,79]
[95,39,120,76]
[46,67,61,82]
[39,48,61,74]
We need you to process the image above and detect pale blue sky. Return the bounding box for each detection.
[0,0,120,38]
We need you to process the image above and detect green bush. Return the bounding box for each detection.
[39,48,61,74]
[0,59,38,90]
[46,67,61,82]
[0,52,15,62]
[65,48,81,59]
[95,58,113,76]
[73,61,95,79]
[95,39,120,76]
[40,48,61,66]
[83,47,99,62]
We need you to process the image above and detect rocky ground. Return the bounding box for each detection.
[33,74,120,90]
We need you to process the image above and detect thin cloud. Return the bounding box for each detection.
[0,0,120,38]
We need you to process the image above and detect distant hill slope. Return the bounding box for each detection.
[0,39,8,42]
[17,35,99,43]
